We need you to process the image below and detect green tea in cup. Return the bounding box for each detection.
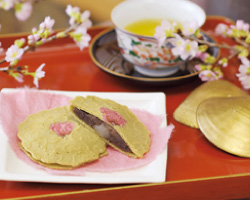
[124,19,162,37]
[124,19,181,37]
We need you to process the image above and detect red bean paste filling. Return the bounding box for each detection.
[73,107,132,153]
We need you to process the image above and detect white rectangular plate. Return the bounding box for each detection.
[0,88,167,184]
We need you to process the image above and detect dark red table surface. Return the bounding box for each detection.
[1,16,250,200]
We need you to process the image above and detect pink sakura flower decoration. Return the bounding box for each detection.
[100,107,127,127]
[5,44,24,65]
[50,122,74,137]
[15,1,33,21]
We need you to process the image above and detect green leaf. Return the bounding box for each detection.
[129,50,140,58]
[149,57,160,62]
[131,40,142,45]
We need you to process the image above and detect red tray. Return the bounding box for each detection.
[1,16,250,200]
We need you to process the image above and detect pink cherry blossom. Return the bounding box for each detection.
[227,20,250,37]
[194,64,202,71]
[196,52,210,62]
[0,0,14,10]
[170,35,198,60]
[81,10,91,23]
[15,2,32,21]
[215,23,228,35]
[66,4,81,26]
[0,42,3,53]
[33,63,46,88]
[27,33,40,44]
[183,40,199,59]
[39,16,55,34]
[237,74,250,89]
[198,70,217,81]
[71,25,91,50]
[66,4,80,16]
[154,20,176,46]
[5,44,24,65]
[236,56,250,89]
[168,34,185,55]
[235,20,250,32]
[15,73,24,82]
[13,73,24,83]
[239,56,250,68]
[182,20,199,36]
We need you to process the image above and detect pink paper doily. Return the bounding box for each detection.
[0,89,174,176]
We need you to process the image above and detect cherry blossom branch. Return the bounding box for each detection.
[154,19,250,90]
[184,35,241,51]
[0,5,92,88]
[0,26,74,65]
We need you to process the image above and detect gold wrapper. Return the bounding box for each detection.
[197,96,250,157]
[173,80,248,128]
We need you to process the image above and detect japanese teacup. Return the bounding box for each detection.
[111,0,206,77]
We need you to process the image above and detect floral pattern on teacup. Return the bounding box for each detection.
[116,29,183,69]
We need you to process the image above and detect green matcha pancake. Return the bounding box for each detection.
[70,96,151,158]
[18,106,107,169]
